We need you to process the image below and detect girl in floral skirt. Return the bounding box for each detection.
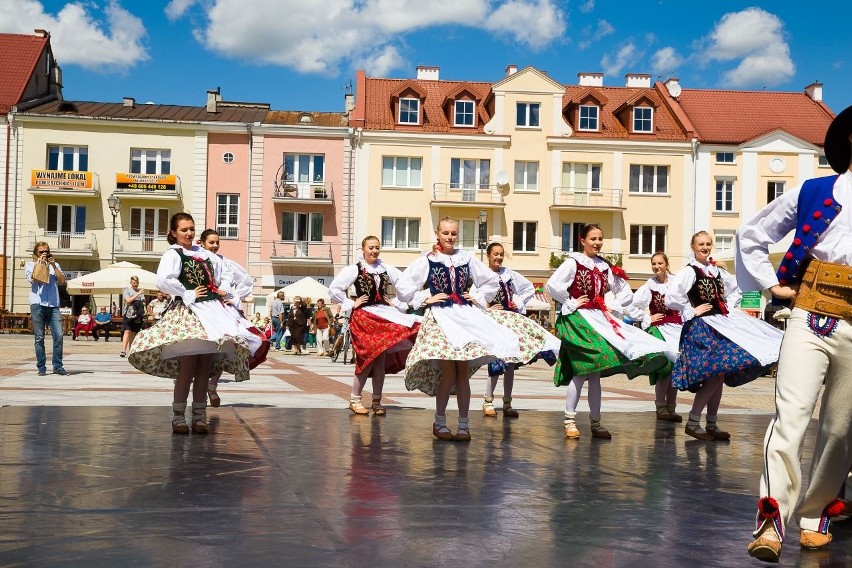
[665,231,783,441]
[395,217,522,442]
[128,213,263,434]
[329,235,422,416]
[628,252,685,422]
[546,224,675,440]
[472,242,561,418]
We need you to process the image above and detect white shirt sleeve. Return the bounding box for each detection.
[546,258,580,315]
[395,256,429,304]
[469,258,499,303]
[628,283,652,329]
[666,267,697,321]
[735,185,800,291]
[510,269,535,314]
[329,264,358,313]
[156,249,195,304]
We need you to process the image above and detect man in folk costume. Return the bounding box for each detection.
[737,105,852,563]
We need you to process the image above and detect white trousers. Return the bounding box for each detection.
[757,308,852,534]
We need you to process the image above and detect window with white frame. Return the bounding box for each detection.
[380,217,420,249]
[450,158,490,193]
[715,179,735,212]
[382,156,422,188]
[131,149,171,174]
[561,163,602,191]
[514,161,539,191]
[130,208,169,239]
[46,204,86,235]
[767,181,785,203]
[633,107,653,133]
[284,154,325,184]
[715,232,735,253]
[578,105,599,131]
[513,221,537,252]
[282,212,323,242]
[216,194,239,238]
[399,98,420,125]
[716,152,735,164]
[454,100,475,127]
[47,145,88,171]
[516,102,540,127]
[629,165,668,193]
[819,155,830,167]
[561,222,585,252]
[629,225,666,255]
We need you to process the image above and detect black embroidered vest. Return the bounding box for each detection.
[353,262,391,307]
[649,288,683,325]
[686,265,726,317]
[176,248,218,303]
[490,275,518,311]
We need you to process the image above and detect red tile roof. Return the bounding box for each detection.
[361,77,494,133]
[673,89,835,146]
[0,32,49,114]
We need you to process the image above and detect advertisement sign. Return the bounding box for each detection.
[740,291,763,309]
[31,170,93,189]
[261,274,331,288]
[116,173,177,191]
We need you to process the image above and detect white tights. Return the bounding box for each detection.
[564,373,602,418]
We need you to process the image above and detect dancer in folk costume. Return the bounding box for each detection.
[741,106,852,562]
[329,235,422,416]
[395,217,522,442]
[471,242,560,418]
[128,213,263,434]
[665,231,783,442]
[199,229,270,408]
[627,252,684,423]
[546,224,675,440]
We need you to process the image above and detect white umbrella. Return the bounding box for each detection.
[266,276,330,305]
[65,261,159,295]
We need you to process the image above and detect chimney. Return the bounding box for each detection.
[416,66,439,81]
[664,77,682,98]
[33,29,49,38]
[805,82,823,102]
[625,73,651,88]
[344,93,355,113]
[206,88,220,113]
[578,72,603,87]
[505,64,518,76]
[123,97,135,108]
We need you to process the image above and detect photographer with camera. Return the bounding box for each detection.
[25,241,67,376]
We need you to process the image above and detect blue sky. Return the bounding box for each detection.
[1,1,849,115]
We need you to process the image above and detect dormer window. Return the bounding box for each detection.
[516,102,540,127]
[454,100,475,127]
[633,106,653,133]
[578,104,599,131]
[399,98,420,125]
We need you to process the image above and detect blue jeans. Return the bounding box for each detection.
[271,317,284,349]
[31,304,64,372]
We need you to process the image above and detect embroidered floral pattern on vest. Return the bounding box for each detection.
[427,258,470,307]
[176,249,218,302]
[354,262,390,306]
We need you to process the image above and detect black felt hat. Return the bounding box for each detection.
[824,104,852,174]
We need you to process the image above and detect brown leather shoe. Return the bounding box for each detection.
[564,422,580,439]
[433,422,454,441]
[748,523,782,563]
[685,424,714,441]
[706,424,731,441]
[591,426,612,440]
[800,529,832,550]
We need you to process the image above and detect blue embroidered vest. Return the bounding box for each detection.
[490,275,518,311]
[776,175,841,285]
[427,258,470,307]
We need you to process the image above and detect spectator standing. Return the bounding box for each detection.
[147,290,169,325]
[73,307,94,340]
[312,299,333,356]
[93,306,113,342]
[270,291,286,350]
[25,241,67,376]
[121,276,145,357]
[287,296,309,355]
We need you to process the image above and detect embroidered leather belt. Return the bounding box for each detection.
[795,259,852,319]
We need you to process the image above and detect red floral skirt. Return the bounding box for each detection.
[349,308,420,376]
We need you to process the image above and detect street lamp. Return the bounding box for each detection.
[477,209,487,261]
[107,195,121,315]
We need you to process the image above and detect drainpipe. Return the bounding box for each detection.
[9,115,20,311]
[245,123,253,278]
[2,114,11,311]
[345,128,359,264]
[691,137,699,234]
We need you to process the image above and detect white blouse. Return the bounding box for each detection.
[545,253,633,316]
[628,277,688,328]
[665,260,741,321]
[329,259,410,313]
[736,171,852,291]
[156,245,232,305]
[471,266,535,313]
[395,249,499,306]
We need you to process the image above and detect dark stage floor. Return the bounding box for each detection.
[0,407,848,567]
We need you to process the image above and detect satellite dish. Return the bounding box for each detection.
[495,170,510,195]
[666,82,682,98]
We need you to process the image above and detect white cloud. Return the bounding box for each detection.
[651,47,683,75]
[181,0,566,76]
[579,0,594,13]
[702,7,794,87]
[0,0,148,72]
[165,0,199,21]
[578,18,613,50]
[601,41,638,77]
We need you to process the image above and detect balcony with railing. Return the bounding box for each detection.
[28,170,100,197]
[24,231,98,258]
[112,174,182,200]
[551,187,625,211]
[113,235,170,260]
[431,183,506,207]
[272,181,334,205]
[270,240,333,266]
